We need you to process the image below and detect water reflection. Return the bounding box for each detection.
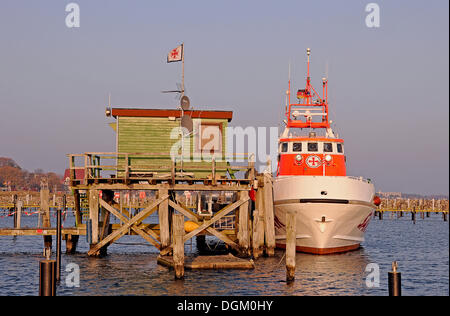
[0,214,448,296]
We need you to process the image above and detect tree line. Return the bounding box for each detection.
[0,157,64,192]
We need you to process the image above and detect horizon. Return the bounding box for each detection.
[0,1,448,195]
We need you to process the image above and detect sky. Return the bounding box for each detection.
[0,0,448,195]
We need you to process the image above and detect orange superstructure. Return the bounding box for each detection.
[277,48,346,177]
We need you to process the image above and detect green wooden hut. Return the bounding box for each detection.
[109,108,233,179]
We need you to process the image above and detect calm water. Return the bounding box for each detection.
[0,210,448,296]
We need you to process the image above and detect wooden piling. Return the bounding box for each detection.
[16,200,22,229]
[252,186,265,259]
[263,173,275,256]
[173,213,185,279]
[237,190,250,256]
[89,189,99,245]
[40,188,50,228]
[286,210,296,282]
[159,188,170,250]
[65,234,79,254]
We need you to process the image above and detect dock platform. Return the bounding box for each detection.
[157,253,255,270]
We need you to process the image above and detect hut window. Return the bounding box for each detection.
[308,143,318,152]
[293,143,302,152]
[195,123,223,155]
[324,143,333,152]
[337,143,343,153]
[281,143,288,152]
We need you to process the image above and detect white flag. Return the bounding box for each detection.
[167,44,183,63]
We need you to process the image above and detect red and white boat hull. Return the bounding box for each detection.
[273,176,376,254]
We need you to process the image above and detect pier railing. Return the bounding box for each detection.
[68,152,256,185]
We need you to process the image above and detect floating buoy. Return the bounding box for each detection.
[184,220,199,233]
[373,196,381,206]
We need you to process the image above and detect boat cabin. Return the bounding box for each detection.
[277,133,346,176]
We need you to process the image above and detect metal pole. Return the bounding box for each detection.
[39,260,56,296]
[181,43,185,97]
[56,196,64,281]
[388,261,401,296]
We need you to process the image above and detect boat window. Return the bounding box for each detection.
[324,143,333,152]
[337,143,343,153]
[293,143,302,152]
[308,143,318,152]
[281,143,288,153]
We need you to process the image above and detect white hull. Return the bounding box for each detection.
[273,176,376,254]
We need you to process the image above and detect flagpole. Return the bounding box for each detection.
[181,43,185,97]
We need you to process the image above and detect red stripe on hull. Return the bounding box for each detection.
[276,243,360,255]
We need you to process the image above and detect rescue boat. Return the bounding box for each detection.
[273,48,379,255]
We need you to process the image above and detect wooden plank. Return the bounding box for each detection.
[157,254,255,270]
[0,228,84,236]
[87,194,168,256]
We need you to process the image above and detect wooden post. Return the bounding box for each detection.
[16,200,23,229]
[89,190,99,245]
[65,234,79,254]
[40,187,50,228]
[286,210,296,282]
[263,173,275,256]
[73,190,82,226]
[237,190,250,256]
[41,186,51,256]
[173,213,185,279]
[252,207,263,259]
[159,188,170,250]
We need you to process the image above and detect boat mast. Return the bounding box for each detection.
[285,48,330,130]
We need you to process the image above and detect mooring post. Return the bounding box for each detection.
[443,212,447,222]
[286,210,296,283]
[173,213,185,279]
[39,258,56,296]
[388,261,401,296]
[16,200,23,229]
[252,185,265,259]
[159,188,170,251]
[378,210,383,220]
[237,190,250,256]
[263,173,275,257]
[13,194,18,228]
[56,196,64,282]
[412,207,416,224]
